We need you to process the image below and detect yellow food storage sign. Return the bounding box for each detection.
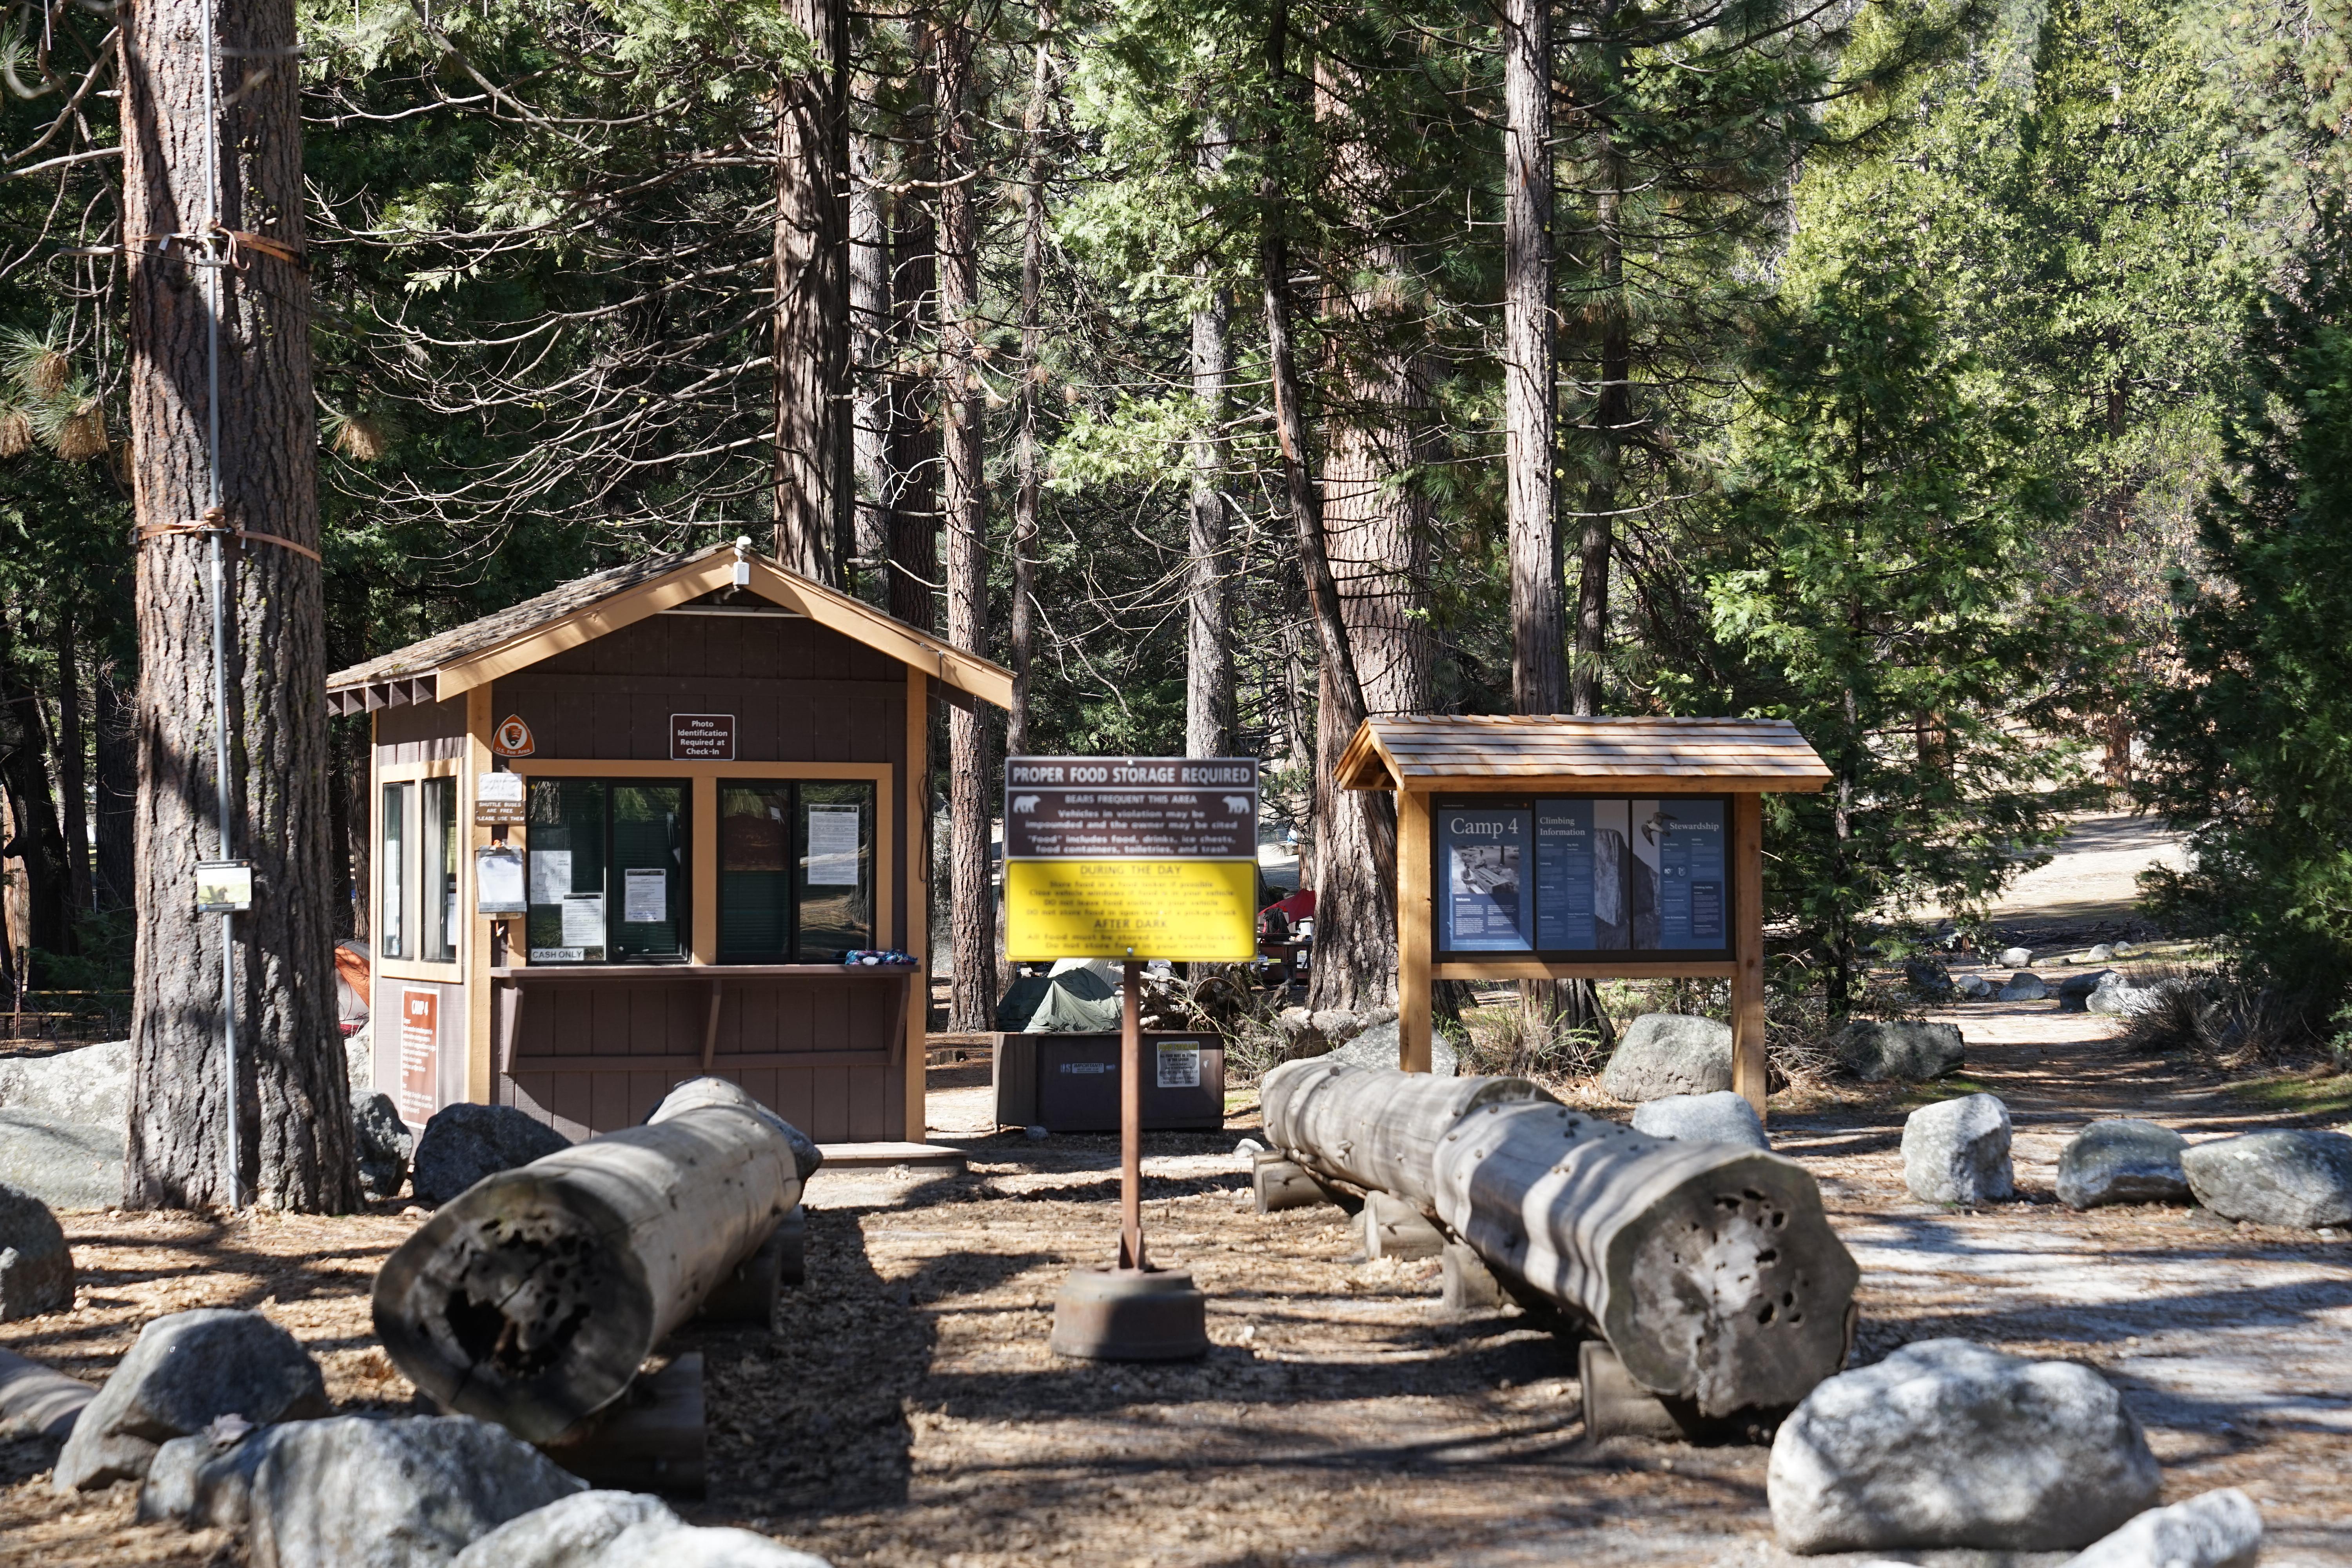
[1002,757,1259,962]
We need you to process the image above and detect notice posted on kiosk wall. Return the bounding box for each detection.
[1439,797,1726,955]
[1002,756,1259,962]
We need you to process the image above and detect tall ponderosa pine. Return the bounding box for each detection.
[121,0,358,1208]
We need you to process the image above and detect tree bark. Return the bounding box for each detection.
[887,65,938,635]
[1259,0,1395,940]
[849,105,893,609]
[93,657,134,914]
[769,0,850,584]
[374,1080,804,1443]
[1185,129,1236,762]
[938,17,996,1031]
[1266,1059,1858,1414]
[1570,33,1626,719]
[120,0,358,1210]
[1308,64,1434,1013]
[1009,20,1052,762]
[55,617,91,921]
[1504,0,1562,716]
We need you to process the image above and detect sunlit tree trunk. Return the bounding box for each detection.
[119,0,357,1209]
[1186,126,1236,762]
[770,0,850,583]
[849,102,894,608]
[938,16,996,1030]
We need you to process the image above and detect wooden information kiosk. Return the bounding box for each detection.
[328,539,1013,1149]
[1333,716,1831,1116]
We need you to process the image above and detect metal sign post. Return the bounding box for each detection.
[1004,755,1259,1362]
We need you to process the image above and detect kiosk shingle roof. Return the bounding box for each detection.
[328,543,1013,712]
[1336,715,1832,792]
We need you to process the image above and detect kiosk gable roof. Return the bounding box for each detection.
[328,543,1013,713]
[1336,715,1832,793]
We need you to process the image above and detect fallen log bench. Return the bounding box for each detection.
[1263,1059,1858,1416]
[373,1078,813,1443]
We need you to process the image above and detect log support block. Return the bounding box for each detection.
[1439,1241,1501,1316]
[1578,1341,1774,1445]
[695,1206,807,1325]
[1361,1191,1444,1261]
[1252,1153,1329,1213]
[541,1351,707,1497]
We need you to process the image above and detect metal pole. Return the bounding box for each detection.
[1119,958,1143,1271]
[200,0,240,1210]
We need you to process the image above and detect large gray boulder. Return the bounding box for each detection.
[2181,1129,2352,1228]
[1996,946,2035,968]
[53,1308,328,1492]
[1599,1014,1733,1102]
[1953,973,1996,1000]
[2060,1488,2261,1568]
[1325,1018,1457,1078]
[2087,972,2183,1018]
[1629,1091,1769,1149]
[452,1490,833,1568]
[410,1103,572,1208]
[354,1092,416,1201]
[0,1040,130,1128]
[2056,1120,2190,1210]
[1996,971,2049,1002]
[0,1181,73,1319]
[244,1415,586,1568]
[1901,958,1954,1002]
[1768,1338,2160,1553]
[138,1420,271,1528]
[1902,1094,2014,1205]
[2055,970,2115,1013]
[1834,1021,1965,1083]
[0,1107,124,1209]
[345,1025,375,1106]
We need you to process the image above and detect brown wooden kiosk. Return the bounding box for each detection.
[327,540,1013,1149]
[1333,716,1832,1116]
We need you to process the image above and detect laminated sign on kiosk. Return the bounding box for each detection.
[1005,755,1259,1366]
[1335,715,1832,1117]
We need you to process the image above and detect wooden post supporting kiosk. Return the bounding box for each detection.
[1334,716,1832,1118]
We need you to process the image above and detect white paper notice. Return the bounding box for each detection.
[806,807,861,886]
[476,847,525,914]
[1156,1041,1201,1089]
[561,892,606,947]
[624,868,668,924]
[530,849,573,906]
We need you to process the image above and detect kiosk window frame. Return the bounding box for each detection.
[1430,792,1734,964]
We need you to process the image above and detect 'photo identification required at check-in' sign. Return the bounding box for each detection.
[1003,756,1259,962]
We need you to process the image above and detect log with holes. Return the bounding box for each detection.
[372,1078,809,1443]
[1263,1058,1857,1416]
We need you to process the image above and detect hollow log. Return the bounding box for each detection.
[373,1080,804,1442]
[1261,1056,1555,1209]
[1262,1062,1857,1416]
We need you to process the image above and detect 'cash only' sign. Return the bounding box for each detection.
[1002,757,1259,961]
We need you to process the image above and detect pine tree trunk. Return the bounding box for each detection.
[1308,66,1435,1013]
[1185,128,1235,762]
[93,660,134,914]
[770,0,849,584]
[1570,67,1626,720]
[938,18,996,1031]
[849,110,893,609]
[1504,0,1561,717]
[887,70,938,636]
[120,0,358,1211]
[1008,21,1051,762]
[1260,0,1396,1003]
[56,618,91,921]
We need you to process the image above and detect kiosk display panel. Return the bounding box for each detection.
[1436,794,1729,961]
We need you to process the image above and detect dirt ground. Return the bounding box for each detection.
[5,813,2349,1566]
